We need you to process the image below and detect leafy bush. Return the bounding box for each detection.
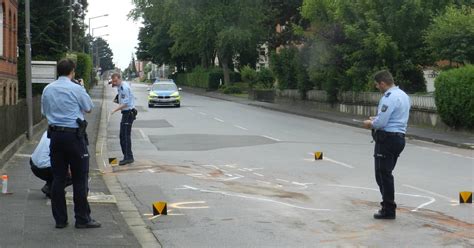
[257,68,274,89]
[434,65,474,129]
[241,65,258,85]
[75,53,93,90]
[175,67,241,90]
[221,85,242,94]
[270,47,310,94]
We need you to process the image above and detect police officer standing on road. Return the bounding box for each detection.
[42,59,101,229]
[110,73,136,165]
[363,70,410,220]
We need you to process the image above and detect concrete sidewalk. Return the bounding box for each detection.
[0,84,142,247]
[182,86,474,150]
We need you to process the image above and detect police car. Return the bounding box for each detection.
[148,80,181,108]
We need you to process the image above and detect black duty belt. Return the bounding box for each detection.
[384,131,405,138]
[49,125,78,133]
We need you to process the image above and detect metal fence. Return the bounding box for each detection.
[0,96,42,151]
[278,90,437,111]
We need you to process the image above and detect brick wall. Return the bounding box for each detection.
[0,0,18,106]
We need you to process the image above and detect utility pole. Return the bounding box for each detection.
[69,0,73,51]
[25,0,33,139]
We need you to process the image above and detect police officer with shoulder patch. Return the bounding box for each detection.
[363,70,410,220]
[42,59,101,229]
[109,72,136,165]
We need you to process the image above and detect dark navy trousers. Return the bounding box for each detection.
[374,134,405,212]
[49,131,91,225]
[120,110,135,160]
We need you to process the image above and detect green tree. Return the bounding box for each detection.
[425,6,474,65]
[92,37,115,73]
[301,0,469,94]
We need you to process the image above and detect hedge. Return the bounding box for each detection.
[434,65,474,129]
[176,67,241,90]
[75,53,93,90]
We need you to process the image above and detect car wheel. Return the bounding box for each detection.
[175,104,180,108]
[148,103,153,108]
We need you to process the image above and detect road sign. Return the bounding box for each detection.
[32,61,57,84]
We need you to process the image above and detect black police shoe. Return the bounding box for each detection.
[41,184,51,198]
[373,209,396,219]
[119,159,134,166]
[55,222,68,229]
[75,219,102,229]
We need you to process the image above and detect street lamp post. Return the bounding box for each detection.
[25,0,33,139]
[94,34,109,79]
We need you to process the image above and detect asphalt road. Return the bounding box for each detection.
[105,82,473,247]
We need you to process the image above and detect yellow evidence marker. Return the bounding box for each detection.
[314,152,323,160]
[108,158,118,166]
[153,201,168,215]
[459,191,472,204]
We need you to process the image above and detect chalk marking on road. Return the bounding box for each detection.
[413,145,474,160]
[253,173,264,177]
[234,125,249,131]
[242,167,264,172]
[198,112,208,116]
[187,173,204,177]
[238,169,246,172]
[262,135,281,142]
[224,164,237,168]
[214,118,225,123]
[403,184,455,202]
[327,184,435,211]
[182,185,331,211]
[202,165,220,169]
[325,157,355,169]
[169,201,209,209]
[218,176,244,181]
[14,153,31,158]
[235,174,245,178]
[225,174,233,177]
[188,108,194,111]
[277,179,290,183]
[147,169,155,173]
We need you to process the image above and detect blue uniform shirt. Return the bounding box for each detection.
[372,86,410,133]
[31,131,51,169]
[117,82,135,110]
[42,76,93,128]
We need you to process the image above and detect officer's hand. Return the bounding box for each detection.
[363,120,372,129]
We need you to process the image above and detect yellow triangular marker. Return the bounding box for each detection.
[460,192,472,203]
[314,152,323,160]
[108,158,118,166]
[153,202,168,215]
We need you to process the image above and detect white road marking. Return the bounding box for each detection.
[224,164,237,168]
[253,173,264,177]
[234,125,248,131]
[235,174,245,178]
[403,184,455,202]
[182,185,331,211]
[188,108,194,111]
[147,169,155,173]
[327,184,436,211]
[262,135,281,142]
[198,112,207,116]
[277,179,289,183]
[214,118,225,123]
[187,173,204,177]
[325,157,354,169]
[225,174,233,177]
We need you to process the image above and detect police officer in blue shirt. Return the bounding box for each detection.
[110,72,136,165]
[363,70,410,219]
[42,59,101,229]
[30,131,72,198]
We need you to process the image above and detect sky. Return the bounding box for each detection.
[85,0,142,69]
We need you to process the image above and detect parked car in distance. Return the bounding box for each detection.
[148,81,181,108]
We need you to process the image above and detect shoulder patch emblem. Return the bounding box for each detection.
[385,92,392,98]
[381,104,389,112]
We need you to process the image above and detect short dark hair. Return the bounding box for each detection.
[373,70,394,85]
[57,59,76,77]
[111,72,121,79]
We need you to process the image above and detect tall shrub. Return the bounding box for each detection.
[434,65,474,129]
[75,53,93,90]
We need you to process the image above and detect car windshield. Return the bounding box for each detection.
[152,84,177,91]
